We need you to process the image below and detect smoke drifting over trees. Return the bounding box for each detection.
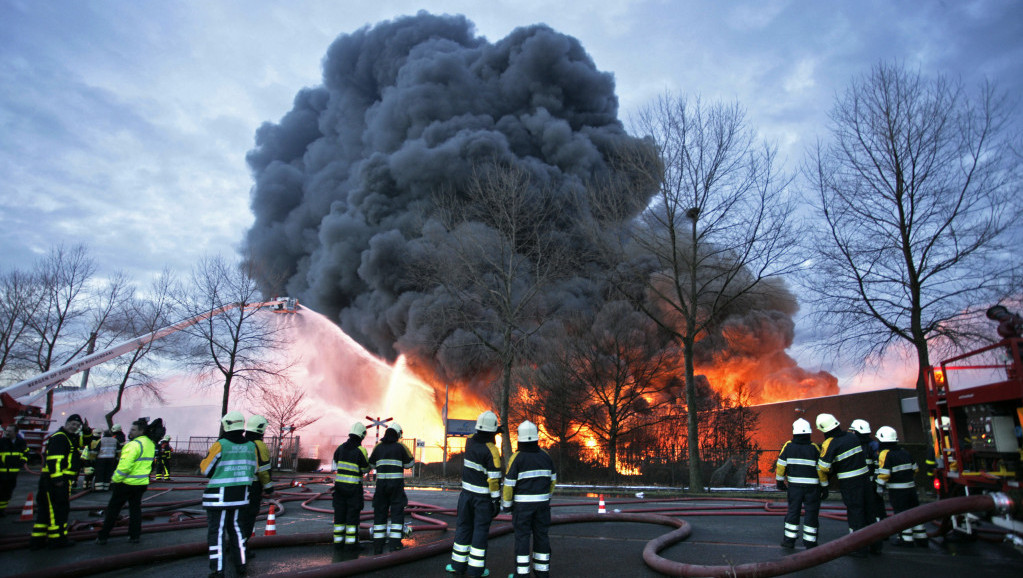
[243,12,833,406]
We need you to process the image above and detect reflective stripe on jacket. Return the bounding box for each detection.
[112,436,155,486]
[334,439,370,485]
[502,447,556,507]
[776,439,826,486]
[201,439,257,508]
[43,429,80,480]
[877,447,919,490]
[97,436,118,459]
[0,435,29,473]
[368,440,414,481]
[818,431,869,483]
[461,436,502,497]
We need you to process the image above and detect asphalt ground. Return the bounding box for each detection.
[2,471,1021,577]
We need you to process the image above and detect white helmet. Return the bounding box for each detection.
[518,420,539,442]
[350,422,367,439]
[850,419,871,435]
[161,435,171,442]
[792,418,811,435]
[939,416,951,430]
[816,413,840,433]
[475,411,499,433]
[111,424,122,433]
[245,415,268,435]
[221,411,245,433]
[389,422,403,438]
[876,426,898,443]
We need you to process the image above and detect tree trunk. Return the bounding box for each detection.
[685,336,703,490]
[500,353,513,466]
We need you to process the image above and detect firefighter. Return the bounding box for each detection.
[30,413,83,549]
[775,418,826,549]
[851,419,887,529]
[876,426,928,547]
[368,422,415,554]
[200,411,259,578]
[332,422,370,552]
[79,421,97,490]
[112,423,126,446]
[239,415,273,547]
[154,434,174,481]
[1,423,29,515]
[816,413,879,557]
[502,420,556,578]
[93,428,119,491]
[446,410,502,577]
[95,418,164,545]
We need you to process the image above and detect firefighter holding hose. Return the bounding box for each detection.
[775,418,826,549]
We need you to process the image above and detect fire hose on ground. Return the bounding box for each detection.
[9,492,1014,578]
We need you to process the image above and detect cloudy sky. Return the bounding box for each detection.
[2,0,1021,388]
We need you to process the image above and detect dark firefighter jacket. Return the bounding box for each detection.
[776,436,826,486]
[818,430,868,486]
[502,443,555,507]
[877,446,919,490]
[461,434,502,498]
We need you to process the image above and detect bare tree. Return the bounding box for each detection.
[593,93,798,489]
[554,301,677,478]
[25,244,97,415]
[801,62,1023,435]
[102,270,177,430]
[0,268,44,375]
[250,381,322,438]
[417,162,571,461]
[177,255,294,416]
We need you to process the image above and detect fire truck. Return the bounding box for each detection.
[926,334,1023,538]
[0,297,300,458]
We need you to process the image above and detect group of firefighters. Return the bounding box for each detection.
[5,413,176,549]
[775,412,925,557]
[331,410,556,578]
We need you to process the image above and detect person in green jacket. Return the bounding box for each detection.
[95,418,164,545]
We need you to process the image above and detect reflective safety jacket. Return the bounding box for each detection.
[43,428,81,482]
[0,434,29,474]
[776,437,826,486]
[112,435,155,486]
[818,430,868,486]
[252,439,271,486]
[877,446,919,491]
[334,437,370,485]
[461,434,502,498]
[502,445,555,508]
[96,435,118,460]
[200,437,258,508]
[156,440,174,462]
[368,439,414,481]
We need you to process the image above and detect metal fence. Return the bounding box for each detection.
[186,436,302,471]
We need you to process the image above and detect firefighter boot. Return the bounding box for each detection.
[780,538,796,549]
[373,538,385,555]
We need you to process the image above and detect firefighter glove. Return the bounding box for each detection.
[502,502,514,514]
[490,498,501,518]
[776,480,787,491]
[876,484,884,496]
[819,487,829,501]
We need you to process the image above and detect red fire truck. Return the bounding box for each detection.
[926,334,1023,538]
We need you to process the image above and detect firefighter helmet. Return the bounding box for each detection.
[389,422,403,438]
[475,411,499,433]
[518,420,539,442]
[816,413,840,433]
[876,426,898,443]
[792,418,811,435]
[939,416,951,430]
[162,435,171,442]
[350,422,367,439]
[245,415,268,435]
[850,419,871,434]
[111,424,122,433]
[221,411,245,432]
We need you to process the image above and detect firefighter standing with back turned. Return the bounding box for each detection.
[775,418,826,549]
[200,411,258,578]
[850,418,888,531]
[502,420,556,578]
[368,422,415,554]
[1,423,29,515]
[447,410,503,577]
[333,421,370,553]
[239,415,273,550]
[876,426,928,547]
[816,413,880,557]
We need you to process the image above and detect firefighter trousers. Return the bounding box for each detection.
[371,480,408,552]
[889,487,926,543]
[450,491,494,576]
[512,501,551,577]
[239,481,263,542]
[839,475,881,553]
[98,482,147,540]
[32,476,70,546]
[333,483,364,547]
[206,507,246,572]
[0,472,18,509]
[783,484,820,546]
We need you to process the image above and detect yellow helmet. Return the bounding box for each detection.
[221,411,245,433]
[245,415,268,435]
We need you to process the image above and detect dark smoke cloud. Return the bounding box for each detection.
[244,13,653,378]
[243,12,833,404]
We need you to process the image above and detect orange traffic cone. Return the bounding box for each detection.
[20,492,34,521]
[597,495,606,514]
[263,504,277,536]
